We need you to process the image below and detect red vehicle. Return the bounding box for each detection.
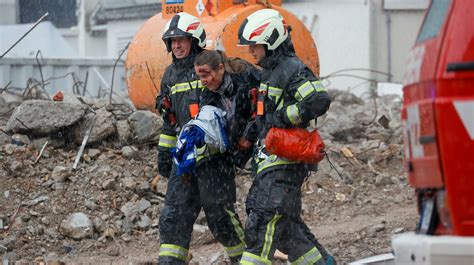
[402,0,474,236]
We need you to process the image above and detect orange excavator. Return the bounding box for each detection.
[125,0,320,110]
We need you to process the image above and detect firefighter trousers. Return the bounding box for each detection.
[158,155,245,264]
[241,167,326,265]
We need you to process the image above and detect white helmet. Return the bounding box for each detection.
[162,12,206,52]
[238,9,288,51]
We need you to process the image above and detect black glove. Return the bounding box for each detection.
[241,121,258,143]
[157,151,172,178]
[233,149,253,169]
[264,111,287,128]
[264,97,276,114]
[155,95,163,113]
[263,97,288,128]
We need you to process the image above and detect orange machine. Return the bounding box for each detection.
[125,0,319,110]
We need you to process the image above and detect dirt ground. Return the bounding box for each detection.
[0,91,419,264]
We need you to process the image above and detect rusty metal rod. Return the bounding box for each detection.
[109,41,130,104]
[0,12,49,59]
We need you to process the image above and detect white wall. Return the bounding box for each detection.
[58,28,79,55]
[0,0,17,25]
[106,20,146,58]
[373,8,425,84]
[283,0,427,97]
[283,0,373,96]
[0,57,126,97]
[84,32,109,57]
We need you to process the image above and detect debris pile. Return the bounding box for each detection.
[0,90,417,264]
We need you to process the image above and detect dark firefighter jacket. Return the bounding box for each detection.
[255,38,331,176]
[156,53,204,177]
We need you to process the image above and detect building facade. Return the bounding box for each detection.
[283,0,428,96]
[1,0,429,96]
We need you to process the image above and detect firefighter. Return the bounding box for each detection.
[237,9,334,265]
[156,13,245,264]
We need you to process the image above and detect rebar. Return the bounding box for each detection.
[0,13,49,59]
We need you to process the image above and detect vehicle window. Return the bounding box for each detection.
[416,0,451,43]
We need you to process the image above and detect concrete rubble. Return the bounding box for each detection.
[0,91,417,264]
[60,213,94,240]
[6,100,88,134]
[3,99,163,147]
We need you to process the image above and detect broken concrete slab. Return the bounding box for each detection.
[92,216,106,233]
[121,146,138,159]
[0,130,11,145]
[51,166,69,182]
[82,97,109,110]
[120,201,139,218]
[11,134,30,146]
[116,120,132,146]
[24,195,49,206]
[6,100,88,134]
[137,198,151,213]
[0,236,17,253]
[88,148,101,159]
[128,111,163,144]
[319,91,402,144]
[60,212,93,240]
[136,215,151,229]
[71,108,117,144]
[119,198,151,221]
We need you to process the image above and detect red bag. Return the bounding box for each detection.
[265,127,325,164]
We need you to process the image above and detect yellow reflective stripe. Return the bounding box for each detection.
[286,104,301,125]
[225,242,245,257]
[276,98,284,110]
[241,252,272,265]
[259,83,285,110]
[170,80,204,94]
[256,155,297,174]
[259,83,283,97]
[312,80,326,92]
[196,144,220,162]
[295,81,313,101]
[160,134,177,140]
[294,80,326,101]
[261,214,282,259]
[158,244,188,261]
[291,247,323,265]
[196,145,207,161]
[224,208,245,243]
[268,87,283,97]
[158,134,177,148]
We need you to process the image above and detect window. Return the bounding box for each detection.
[416,0,451,43]
[19,0,77,28]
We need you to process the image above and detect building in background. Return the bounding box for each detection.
[0,0,428,97]
[0,0,161,58]
[283,0,428,96]
[0,0,161,99]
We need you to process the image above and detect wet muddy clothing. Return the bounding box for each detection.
[241,39,331,265]
[158,156,245,264]
[156,53,203,178]
[157,54,246,264]
[199,65,260,169]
